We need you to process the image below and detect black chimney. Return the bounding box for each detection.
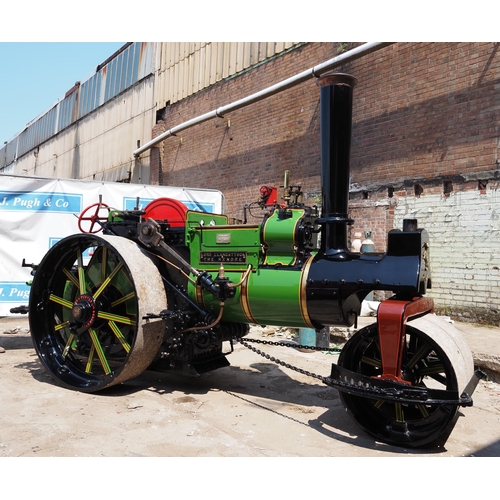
[316,73,357,258]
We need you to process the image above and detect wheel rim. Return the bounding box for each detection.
[337,321,464,447]
[29,234,166,392]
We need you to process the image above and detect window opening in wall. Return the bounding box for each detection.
[478,180,488,194]
[156,107,167,122]
[414,184,423,197]
[362,191,369,200]
[443,180,453,197]
[387,186,394,198]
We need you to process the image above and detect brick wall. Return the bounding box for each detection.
[152,42,337,221]
[153,42,500,323]
[393,181,500,323]
[347,42,499,189]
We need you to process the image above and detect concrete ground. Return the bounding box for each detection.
[1,313,499,459]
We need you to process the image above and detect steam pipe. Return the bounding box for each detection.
[133,42,394,158]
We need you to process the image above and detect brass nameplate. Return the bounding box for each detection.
[216,233,231,244]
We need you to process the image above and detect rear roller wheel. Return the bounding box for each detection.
[337,315,474,447]
[29,234,166,392]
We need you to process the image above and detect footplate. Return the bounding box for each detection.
[325,364,483,407]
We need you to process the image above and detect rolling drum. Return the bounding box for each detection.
[29,234,166,392]
[337,314,474,447]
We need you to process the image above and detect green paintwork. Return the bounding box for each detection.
[186,211,260,272]
[188,266,309,328]
[185,211,228,231]
[185,208,314,328]
[262,209,305,266]
[108,210,123,222]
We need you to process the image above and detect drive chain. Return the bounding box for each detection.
[236,337,342,383]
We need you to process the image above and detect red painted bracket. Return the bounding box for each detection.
[377,296,434,384]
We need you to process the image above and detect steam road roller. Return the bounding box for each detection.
[28,73,483,448]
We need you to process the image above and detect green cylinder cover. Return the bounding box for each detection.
[188,267,311,328]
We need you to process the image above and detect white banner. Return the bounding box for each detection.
[0,174,224,316]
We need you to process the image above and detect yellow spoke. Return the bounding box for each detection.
[77,249,86,295]
[88,328,111,374]
[62,268,79,288]
[101,247,108,282]
[418,404,430,418]
[407,344,432,369]
[111,291,135,307]
[97,311,136,326]
[62,333,76,358]
[49,294,73,309]
[109,321,131,353]
[86,344,95,373]
[361,355,382,368]
[54,320,70,331]
[93,261,124,300]
[419,363,445,375]
[395,403,404,422]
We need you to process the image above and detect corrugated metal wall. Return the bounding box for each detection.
[0,42,156,172]
[0,42,300,181]
[156,42,299,107]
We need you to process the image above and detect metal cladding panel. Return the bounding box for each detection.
[156,42,300,108]
[77,78,155,180]
[10,77,155,181]
[9,43,154,155]
[15,104,59,159]
[10,126,78,179]
[0,41,298,180]
[0,139,16,169]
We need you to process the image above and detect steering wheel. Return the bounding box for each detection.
[78,202,111,233]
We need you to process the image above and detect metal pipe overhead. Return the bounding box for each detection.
[133,42,394,158]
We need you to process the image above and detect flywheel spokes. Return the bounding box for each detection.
[29,234,167,392]
[45,244,136,376]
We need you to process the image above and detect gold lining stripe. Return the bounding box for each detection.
[62,268,79,288]
[97,311,136,326]
[198,267,253,273]
[299,255,315,329]
[62,333,75,358]
[93,261,124,300]
[77,249,87,295]
[49,294,73,309]
[89,328,111,375]
[240,270,258,324]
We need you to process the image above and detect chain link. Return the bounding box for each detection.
[236,337,342,383]
[240,337,342,352]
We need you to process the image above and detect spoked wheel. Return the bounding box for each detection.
[78,203,111,233]
[337,315,474,447]
[29,234,166,392]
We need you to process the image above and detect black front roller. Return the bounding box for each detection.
[337,315,474,447]
[29,234,167,392]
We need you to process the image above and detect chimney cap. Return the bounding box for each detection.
[317,73,357,88]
